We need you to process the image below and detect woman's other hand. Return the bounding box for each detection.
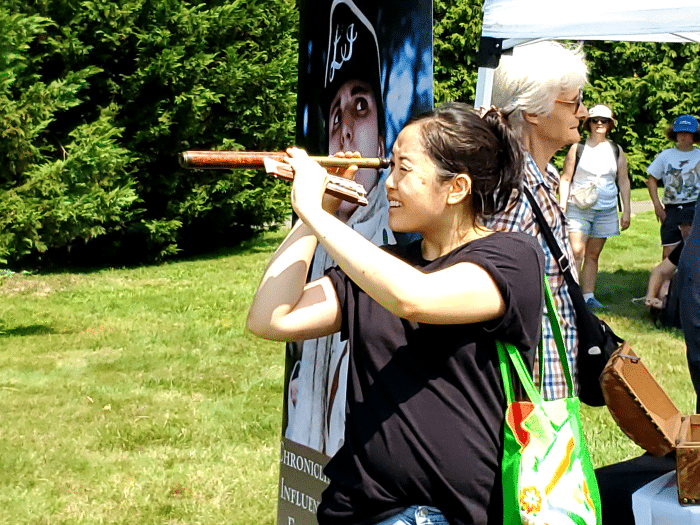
[620,210,631,231]
[286,148,359,217]
[286,147,331,218]
[653,202,667,223]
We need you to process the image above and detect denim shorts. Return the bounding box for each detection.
[372,505,451,525]
[566,204,620,238]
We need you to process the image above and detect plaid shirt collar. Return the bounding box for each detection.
[524,153,560,195]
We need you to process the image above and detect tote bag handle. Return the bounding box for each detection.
[497,277,573,401]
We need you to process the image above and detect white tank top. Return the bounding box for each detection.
[571,140,618,210]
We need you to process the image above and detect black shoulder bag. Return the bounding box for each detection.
[523,187,623,406]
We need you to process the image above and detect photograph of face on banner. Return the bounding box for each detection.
[284,0,433,459]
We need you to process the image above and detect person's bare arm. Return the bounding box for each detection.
[617,148,631,230]
[246,219,343,341]
[286,148,507,325]
[646,176,665,223]
[246,155,361,341]
[559,144,578,211]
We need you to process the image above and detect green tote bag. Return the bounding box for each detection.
[497,279,602,525]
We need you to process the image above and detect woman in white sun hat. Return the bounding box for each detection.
[560,104,631,309]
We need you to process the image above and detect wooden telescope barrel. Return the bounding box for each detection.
[178,150,390,170]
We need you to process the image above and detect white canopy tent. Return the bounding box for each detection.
[475,0,700,107]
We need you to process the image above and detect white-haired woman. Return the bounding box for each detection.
[486,40,588,401]
[559,104,631,309]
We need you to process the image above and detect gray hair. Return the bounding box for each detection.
[493,41,588,140]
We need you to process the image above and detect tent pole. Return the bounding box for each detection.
[475,68,495,108]
[474,37,503,108]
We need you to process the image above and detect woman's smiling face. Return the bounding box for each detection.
[384,124,451,235]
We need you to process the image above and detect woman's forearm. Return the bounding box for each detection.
[297,207,504,324]
[297,207,414,314]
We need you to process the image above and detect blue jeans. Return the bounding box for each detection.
[372,506,451,525]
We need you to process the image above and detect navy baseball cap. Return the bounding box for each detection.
[673,114,699,133]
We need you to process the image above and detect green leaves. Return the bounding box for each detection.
[582,40,700,185]
[1,0,297,267]
[433,0,482,104]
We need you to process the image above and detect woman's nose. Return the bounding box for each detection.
[577,103,589,120]
[385,169,395,190]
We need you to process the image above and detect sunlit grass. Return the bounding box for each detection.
[580,208,691,467]
[0,232,287,525]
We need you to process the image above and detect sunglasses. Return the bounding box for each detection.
[555,89,584,113]
[590,117,612,125]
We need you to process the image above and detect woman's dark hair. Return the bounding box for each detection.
[410,102,524,217]
[665,126,700,143]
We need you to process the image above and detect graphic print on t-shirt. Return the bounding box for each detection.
[662,158,700,203]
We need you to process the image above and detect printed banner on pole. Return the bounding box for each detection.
[279,1,433,523]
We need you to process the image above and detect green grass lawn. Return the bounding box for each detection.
[630,186,661,202]
[0,209,691,524]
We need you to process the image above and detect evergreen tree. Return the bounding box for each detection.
[1,0,297,266]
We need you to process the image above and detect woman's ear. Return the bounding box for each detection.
[522,111,539,125]
[447,173,472,205]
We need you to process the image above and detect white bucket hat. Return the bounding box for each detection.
[585,104,616,128]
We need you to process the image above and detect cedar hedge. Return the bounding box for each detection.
[1,0,297,266]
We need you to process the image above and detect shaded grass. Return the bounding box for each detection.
[0,208,691,522]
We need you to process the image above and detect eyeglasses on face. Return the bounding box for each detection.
[555,89,584,113]
[590,117,612,125]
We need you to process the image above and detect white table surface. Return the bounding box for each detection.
[632,471,700,525]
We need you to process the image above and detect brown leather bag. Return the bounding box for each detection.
[601,343,700,505]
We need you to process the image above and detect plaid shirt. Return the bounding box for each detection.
[485,153,579,400]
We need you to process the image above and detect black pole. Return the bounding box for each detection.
[477,37,504,68]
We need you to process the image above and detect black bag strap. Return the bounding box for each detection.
[522,187,591,318]
[573,141,585,174]
[523,188,574,286]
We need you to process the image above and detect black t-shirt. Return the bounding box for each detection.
[317,232,545,525]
